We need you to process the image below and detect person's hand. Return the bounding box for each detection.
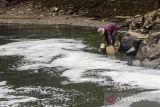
[109,40,113,46]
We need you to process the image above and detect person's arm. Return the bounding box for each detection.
[107,30,112,45]
[112,28,118,37]
[103,36,107,44]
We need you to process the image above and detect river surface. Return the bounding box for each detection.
[0,24,160,107]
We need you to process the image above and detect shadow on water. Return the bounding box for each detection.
[0,24,156,107]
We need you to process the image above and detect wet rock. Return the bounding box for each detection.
[141,58,152,68]
[136,32,160,69]
[136,42,148,60]
[137,33,160,60]
[157,64,160,69]
[151,58,160,69]
[141,58,160,69]
[128,15,145,30]
[132,60,141,66]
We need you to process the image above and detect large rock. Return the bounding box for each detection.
[124,9,160,68]
[144,9,160,22]
[125,9,160,34]
[141,9,160,33]
[127,15,145,30]
[136,32,160,69]
[132,60,141,66]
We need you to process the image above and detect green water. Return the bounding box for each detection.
[0,24,158,107]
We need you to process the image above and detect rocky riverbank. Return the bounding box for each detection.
[136,32,160,69]
[0,0,158,17]
[119,10,160,69]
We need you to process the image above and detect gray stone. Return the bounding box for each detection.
[141,58,153,68]
[157,65,160,69]
[132,60,141,66]
[136,33,160,69]
[129,15,144,30]
[141,58,160,69]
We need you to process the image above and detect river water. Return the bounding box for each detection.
[0,24,160,107]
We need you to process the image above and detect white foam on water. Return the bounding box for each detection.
[0,38,160,107]
[0,81,14,98]
[0,81,37,106]
[101,69,160,89]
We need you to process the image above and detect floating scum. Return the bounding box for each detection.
[0,38,160,106]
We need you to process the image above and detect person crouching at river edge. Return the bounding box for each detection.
[98,23,119,55]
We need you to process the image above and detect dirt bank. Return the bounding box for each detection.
[0,14,108,28]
